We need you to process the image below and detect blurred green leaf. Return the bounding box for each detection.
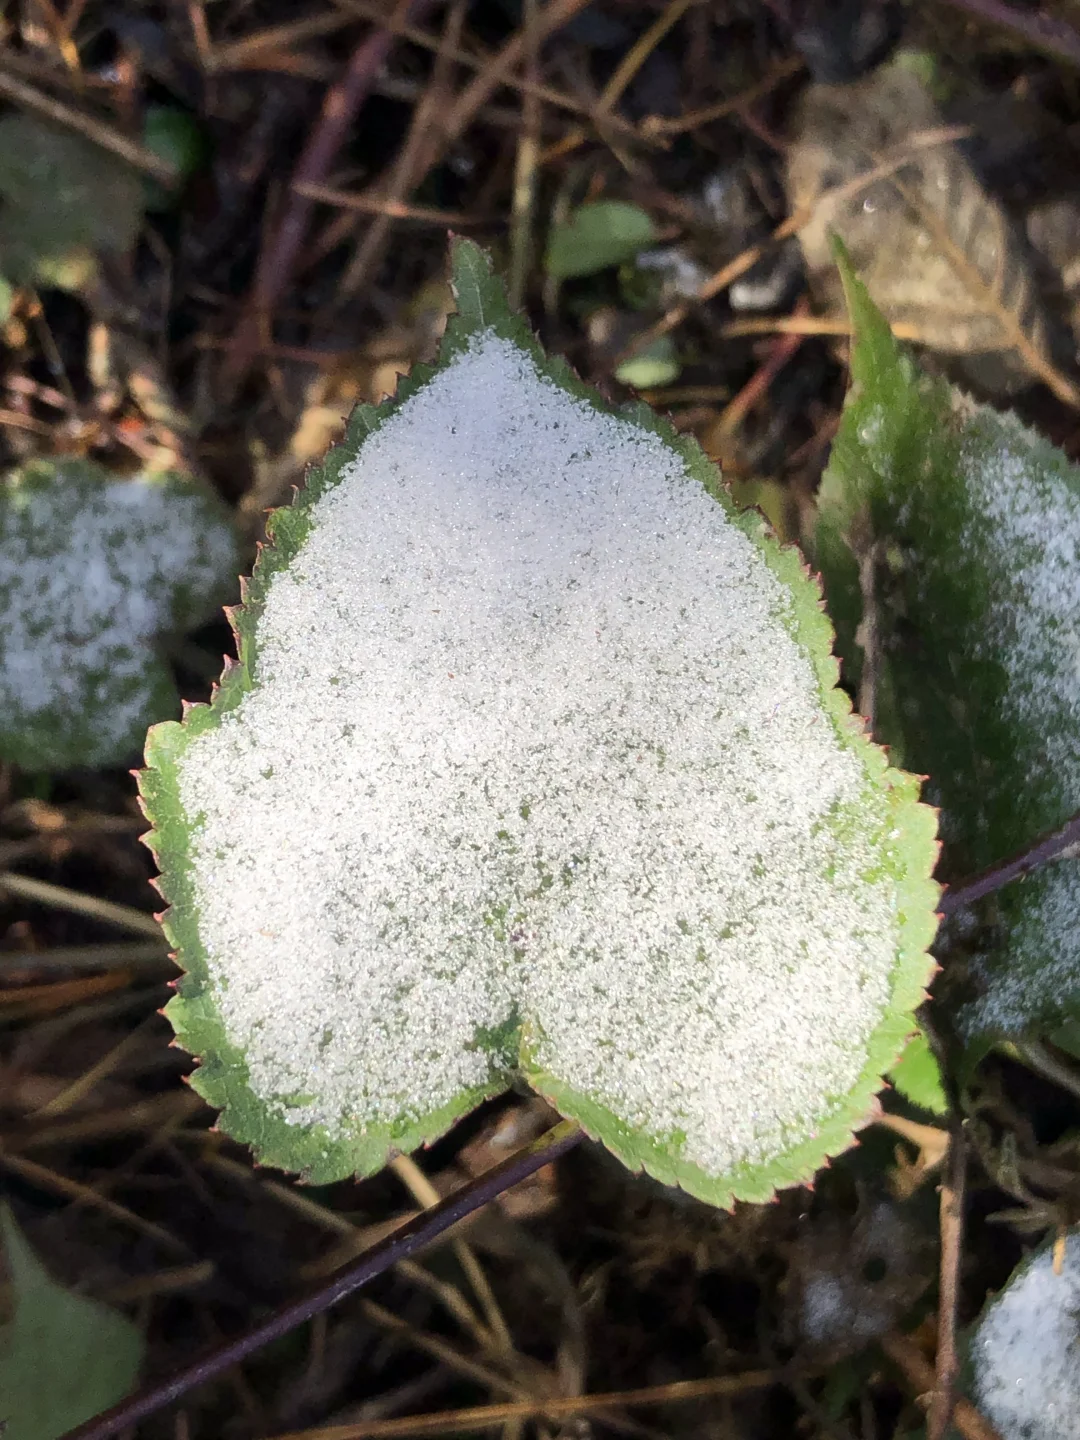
[545,201,657,280]
[888,1030,947,1114]
[614,333,680,388]
[0,114,143,289]
[0,1205,143,1440]
[142,106,207,211]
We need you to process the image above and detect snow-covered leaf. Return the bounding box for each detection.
[0,458,238,771]
[545,200,658,279]
[814,246,1080,1042]
[139,238,938,1205]
[965,1227,1080,1440]
[0,1205,143,1440]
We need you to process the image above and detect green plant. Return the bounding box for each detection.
[0,458,238,771]
[813,247,1080,1045]
[85,230,1080,1440]
[545,199,658,279]
[139,237,938,1205]
[0,115,143,292]
[0,1206,143,1440]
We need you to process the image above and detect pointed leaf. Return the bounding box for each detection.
[139,238,938,1205]
[887,1029,947,1115]
[814,245,1080,1041]
[0,1206,143,1440]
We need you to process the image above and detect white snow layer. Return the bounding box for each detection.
[971,1230,1080,1440]
[176,332,904,1176]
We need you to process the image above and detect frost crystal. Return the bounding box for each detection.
[176,332,907,1180]
[970,1231,1080,1440]
[0,461,237,770]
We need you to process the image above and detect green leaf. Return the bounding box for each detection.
[0,1205,143,1440]
[545,201,658,279]
[0,114,143,288]
[813,243,1080,1042]
[0,458,239,771]
[142,106,207,212]
[887,1029,947,1114]
[139,237,938,1206]
[614,333,680,389]
[963,1226,1080,1440]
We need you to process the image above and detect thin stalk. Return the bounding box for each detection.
[58,1120,583,1440]
[939,809,1080,916]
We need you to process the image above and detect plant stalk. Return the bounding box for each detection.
[58,1119,584,1440]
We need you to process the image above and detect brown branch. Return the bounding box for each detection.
[220,0,440,393]
[57,1120,584,1440]
[939,809,1080,916]
[437,0,595,150]
[936,0,1080,67]
[928,1123,968,1440]
[335,0,467,302]
[881,1334,1003,1440]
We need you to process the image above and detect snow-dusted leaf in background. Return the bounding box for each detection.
[965,1227,1080,1440]
[140,238,937,1205]
[813,248,1080,1042]
[0,458,238,771]
[0,1205,143,1440]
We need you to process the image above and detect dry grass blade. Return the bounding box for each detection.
[291,183,482,227]
[937,0,1080,67]
[641,55,804,137]
[0,1149,190,1256]
[391,1153,515,1356]
[334,0,467,301]
[880,1334,1005,1440]
[205,13,364,72]
[0,871,164,938]
[0,942,169,972]
[438,0,595,148]
[927,1125,968,1440]
[614,124,976,369]
[267,1371,782,1440]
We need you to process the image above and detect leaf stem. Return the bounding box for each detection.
[56,1119,584,1440]
[939,809,1080,916]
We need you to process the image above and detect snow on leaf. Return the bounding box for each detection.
[0,458,238,771]
[0,1205,144,1440]
[966,1228,1080,1440]
[814,244,1080,1042]
[139,238,938,1205]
